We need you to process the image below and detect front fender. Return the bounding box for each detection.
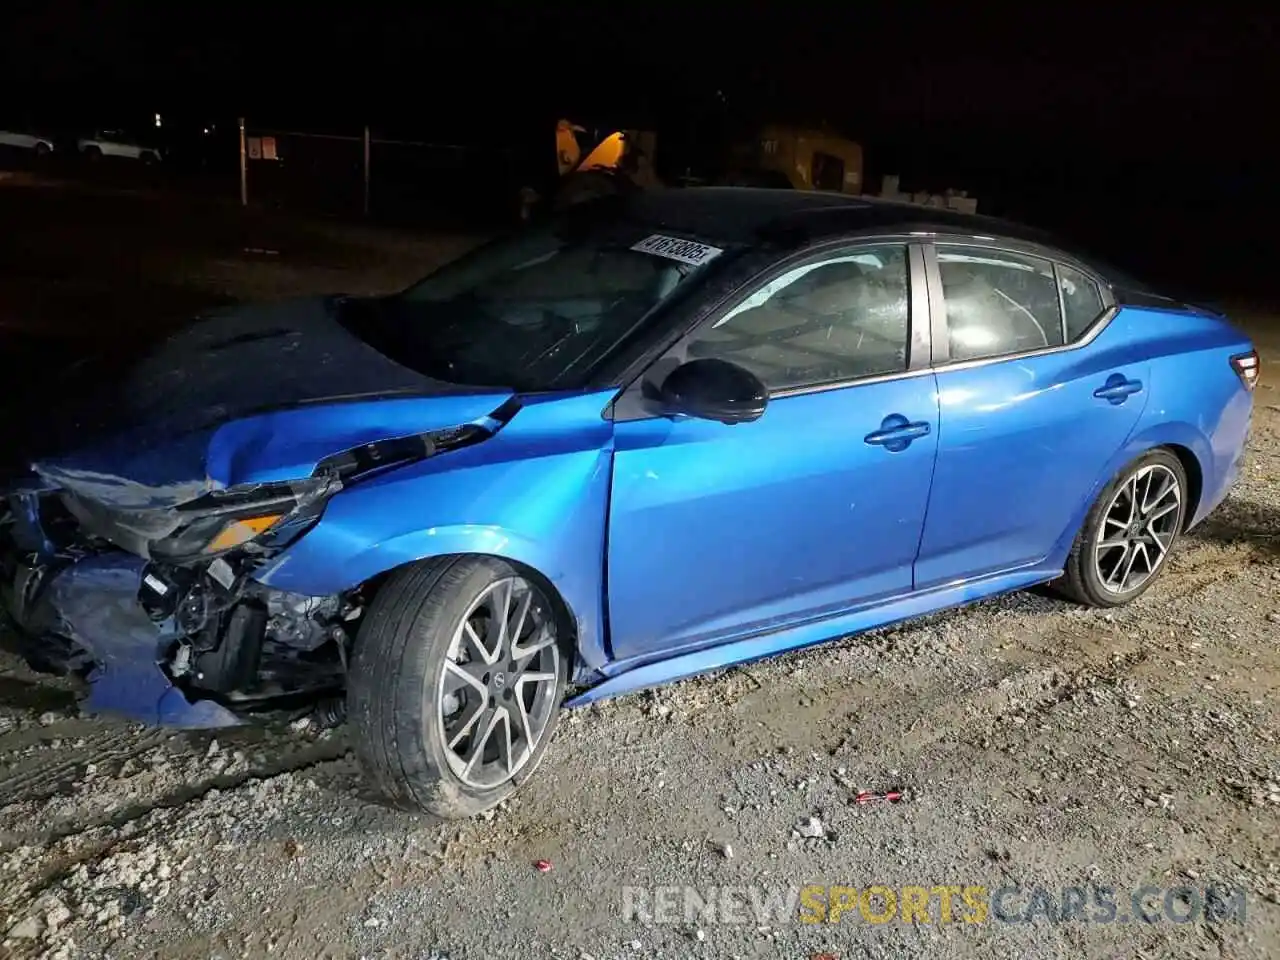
[253,390,618,674]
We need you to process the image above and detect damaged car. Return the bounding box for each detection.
[1,188,1257,817]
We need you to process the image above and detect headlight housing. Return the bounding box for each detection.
[146,421,495,562]
[150,479,331,560]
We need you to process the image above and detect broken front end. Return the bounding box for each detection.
[0,470,365,727]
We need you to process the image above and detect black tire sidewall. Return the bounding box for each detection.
[1074,449,1188,606]
[350,556,569,818]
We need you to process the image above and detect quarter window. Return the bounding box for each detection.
[937,246,1063,361]
[687,245,910,390]
[1057,263,1105,340]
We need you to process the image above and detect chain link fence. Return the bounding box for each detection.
[242,125,522,227]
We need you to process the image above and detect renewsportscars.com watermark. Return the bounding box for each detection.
[621,884,1249,926]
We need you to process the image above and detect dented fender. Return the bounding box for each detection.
[253,390,620,674]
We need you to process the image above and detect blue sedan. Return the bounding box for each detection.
[0,189,1258,816]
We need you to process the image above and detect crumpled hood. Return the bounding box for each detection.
[15,297,514,507]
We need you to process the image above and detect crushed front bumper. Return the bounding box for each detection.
[1,492,241,728]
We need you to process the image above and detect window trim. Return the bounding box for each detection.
[1052,262,1069,344]
[923,242,948,365]
[924,240,1118,370]
[1055,261,1108,343]
[611,239,931,421]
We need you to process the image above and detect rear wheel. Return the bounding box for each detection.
[1051,449,1187,607]
[348,556,568,818]
[82,145,102,162]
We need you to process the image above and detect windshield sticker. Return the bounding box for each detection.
[631,234,724,266]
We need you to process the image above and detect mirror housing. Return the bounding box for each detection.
[657,358,768,425]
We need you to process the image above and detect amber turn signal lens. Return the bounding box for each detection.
[203,514,284,553]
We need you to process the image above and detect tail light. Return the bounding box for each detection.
[1230,350,1259,391]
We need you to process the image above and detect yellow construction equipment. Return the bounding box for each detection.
[527,119,866,217]
[727,124,863,193]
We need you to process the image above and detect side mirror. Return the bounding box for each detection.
[658,358,768,425]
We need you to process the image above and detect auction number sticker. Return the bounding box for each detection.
[631,234,724,266]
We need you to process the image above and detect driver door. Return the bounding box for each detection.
[605,243,940,664]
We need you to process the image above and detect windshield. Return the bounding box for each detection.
[342,220,726,391]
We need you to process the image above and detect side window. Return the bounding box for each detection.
[1057,263,1105,340]
[937,246,1063,361]
[686,246,910,391]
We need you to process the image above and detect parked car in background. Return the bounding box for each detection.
[0,189,1257,818]
[77,130,162,163]
[0,129,56,157]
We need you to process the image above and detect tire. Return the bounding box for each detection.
[1051,448,1188,607]
[33,142,51,159]
[83,145,102,162]
[348,555,570,818]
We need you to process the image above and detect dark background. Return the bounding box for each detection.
[3,2,1277,301]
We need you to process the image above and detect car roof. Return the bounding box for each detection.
[621,187,1134,287]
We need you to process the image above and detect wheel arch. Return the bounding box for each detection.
[362,551,582,657]
[259,521,608,679]
[1047,425,1213,568]
[1164,442,1204,531]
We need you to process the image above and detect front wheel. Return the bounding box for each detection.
[348,556,569,818]
[1051,448,1188,607]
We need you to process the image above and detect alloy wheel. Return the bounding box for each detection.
[435,576,561,789]
[1093,463,1182,595]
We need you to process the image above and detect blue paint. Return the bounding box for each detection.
[565,565,1061,706]
[605,373,938,663]
[255,389,618,673]
[39,554,240,728]
[2,229,1257,728]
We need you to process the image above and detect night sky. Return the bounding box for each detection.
[5,3,1276,295]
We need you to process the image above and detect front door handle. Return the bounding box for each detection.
[864,414,932,451]
[1094,374,1144,404]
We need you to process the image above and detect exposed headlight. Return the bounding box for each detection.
[148,422,495,561]
[151,479,330,560]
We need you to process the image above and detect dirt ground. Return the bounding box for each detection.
[1,175,1277,960]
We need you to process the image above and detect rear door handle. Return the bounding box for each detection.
[1094,374,1144,404]
[864,415,932,449]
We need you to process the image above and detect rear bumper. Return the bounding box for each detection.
[1,494,240,727]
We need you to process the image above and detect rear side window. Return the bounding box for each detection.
[937,246,1063,361]
[1057,263,1105,340]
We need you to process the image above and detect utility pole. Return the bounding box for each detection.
[238,117,248,206]
[363,125,371,217]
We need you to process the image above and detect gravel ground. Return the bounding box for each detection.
[1,179,1277,959]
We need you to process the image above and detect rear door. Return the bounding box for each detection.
[606,242,940,664]
[914,243,1148,587]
